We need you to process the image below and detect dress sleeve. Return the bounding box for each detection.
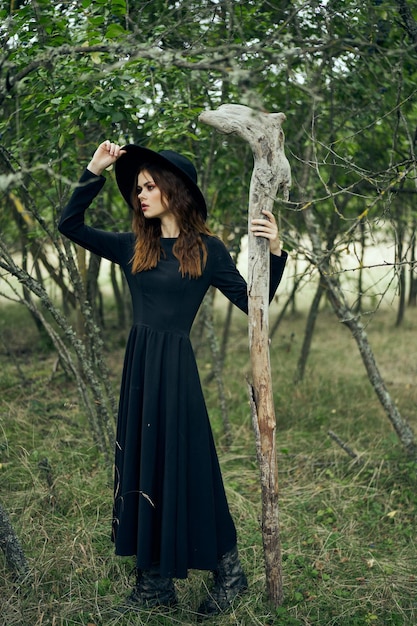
[58,168,128,264]
[209,237,287,314]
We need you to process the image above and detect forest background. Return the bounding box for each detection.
[0,1,416,625]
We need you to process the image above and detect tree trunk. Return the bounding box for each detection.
[270,272,303,340]
[302,208,417,459]
[200,104,291,607]
[220,299,234,368]
[76,245,87,338]
[354,219,366,314]
[294,277,325,384]
[87,253,104,328]
[110,262,126,329]
[21,245,51,345]
[0,501,30,582]
[408,219,416,306]
[395,222,406,327]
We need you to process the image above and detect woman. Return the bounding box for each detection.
[58,140,287,616]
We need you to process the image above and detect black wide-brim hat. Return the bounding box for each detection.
[114,145,207,220]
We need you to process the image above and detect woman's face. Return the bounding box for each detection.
[136,170,170,221]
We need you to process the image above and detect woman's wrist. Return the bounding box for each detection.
[270,241,282,256]
[87,159,104,176]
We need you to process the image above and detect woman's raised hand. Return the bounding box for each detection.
[250,210,282,256]
[87,140,127,176]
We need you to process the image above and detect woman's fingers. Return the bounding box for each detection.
[88,141,127,176]
[251,210,277,239]
[103,140,126,159]
[250,210,282,255]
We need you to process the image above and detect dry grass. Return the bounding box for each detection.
[0,303,416,625]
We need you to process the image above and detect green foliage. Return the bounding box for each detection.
[1,0,417,261]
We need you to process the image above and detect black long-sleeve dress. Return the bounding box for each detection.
[58,169,287,579]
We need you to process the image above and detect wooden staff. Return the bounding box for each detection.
[199,104,291,607]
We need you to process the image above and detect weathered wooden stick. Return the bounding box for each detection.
[199,104,291,606]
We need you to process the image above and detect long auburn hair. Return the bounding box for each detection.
[130,163,212,279]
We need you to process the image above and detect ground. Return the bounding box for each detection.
[0,301,416,625]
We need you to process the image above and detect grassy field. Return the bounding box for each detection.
[0,300,416,626]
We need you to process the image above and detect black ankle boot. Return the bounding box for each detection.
[197,546,248,618]
[116,567,177,613]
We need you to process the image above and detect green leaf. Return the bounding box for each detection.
[105,23,126,39]
[111,0,127,16]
